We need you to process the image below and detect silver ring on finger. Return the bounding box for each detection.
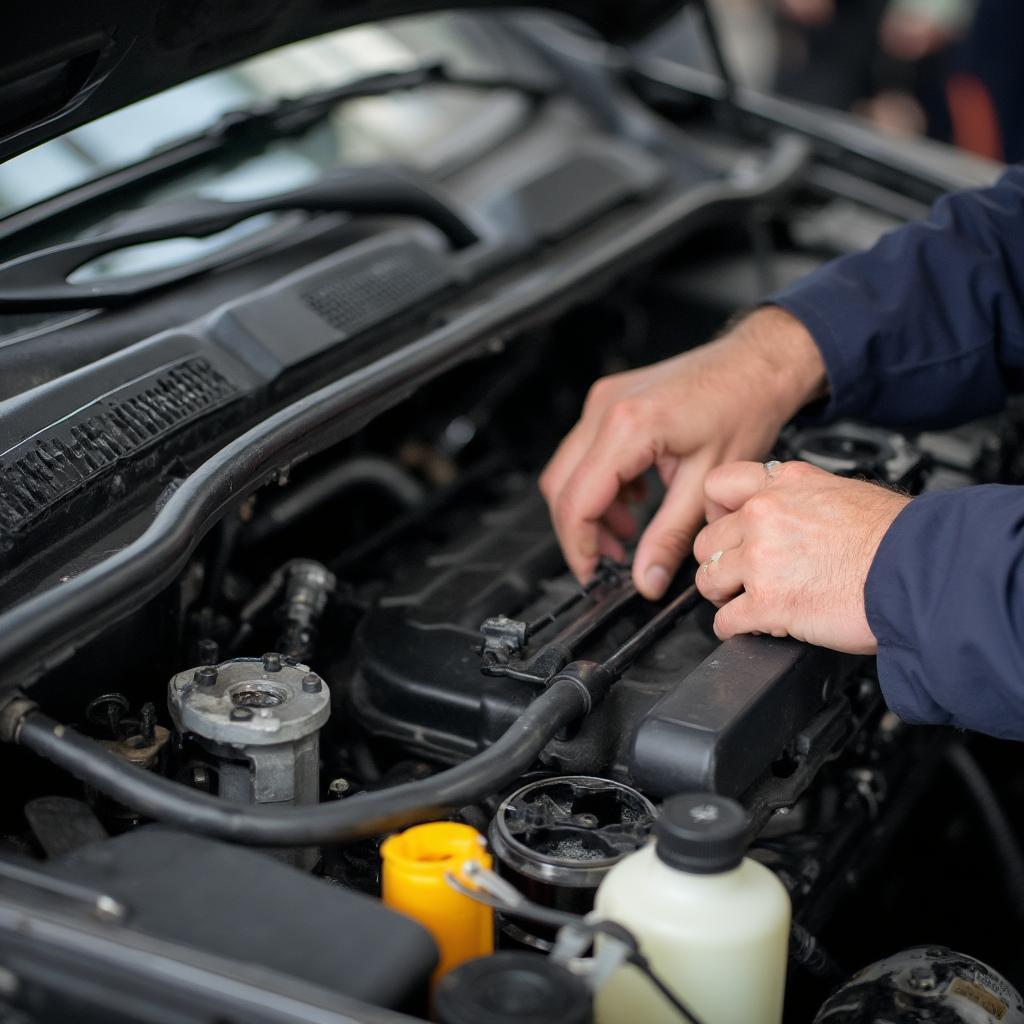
[701,549,725,574]
[763,460,782,480]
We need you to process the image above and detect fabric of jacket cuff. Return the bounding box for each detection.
[765,290,868,425]
[864,485,1024,739]
[766,264,1006,430]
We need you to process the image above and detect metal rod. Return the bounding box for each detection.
[525,573,606,640]
[601,582,701,677]
[539,580,639,660]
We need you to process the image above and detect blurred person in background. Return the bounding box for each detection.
[775,0,971,138]
[773,0,1022,161]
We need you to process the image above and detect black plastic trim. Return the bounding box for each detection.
[0,134,811,690]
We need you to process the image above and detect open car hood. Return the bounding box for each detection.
[1,0,684,166]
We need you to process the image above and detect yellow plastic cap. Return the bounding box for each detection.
[381,822,494,982]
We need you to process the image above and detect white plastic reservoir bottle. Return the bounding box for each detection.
[594,792,791,1024]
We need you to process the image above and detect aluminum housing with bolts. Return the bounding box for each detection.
[168,655,330,865]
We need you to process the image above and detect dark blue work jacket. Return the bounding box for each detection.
[771,164,1024,739]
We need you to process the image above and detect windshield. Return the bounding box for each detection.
[0,14,528,221]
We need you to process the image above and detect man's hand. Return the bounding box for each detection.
[539,307,827,599]
[694,461,910,654]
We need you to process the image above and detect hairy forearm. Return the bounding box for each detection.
[712,306,829,419]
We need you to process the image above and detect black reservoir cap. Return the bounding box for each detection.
[655,793,749,875]
[435,952,592,1024]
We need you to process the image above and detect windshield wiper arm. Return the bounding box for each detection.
[0,62,550,250]
[208,61,551,143]
[0,165,478,311]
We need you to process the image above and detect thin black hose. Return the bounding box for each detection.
[245,456,427,545]
[628,953,706,1024]
[945,743,1024,918]
[16,680,587,847]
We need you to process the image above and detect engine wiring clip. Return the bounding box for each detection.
[476,557,629,669]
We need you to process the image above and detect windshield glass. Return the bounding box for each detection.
[0,14,527,220]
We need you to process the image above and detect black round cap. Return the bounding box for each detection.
[655,794,749,875]
[435,953,591,1024]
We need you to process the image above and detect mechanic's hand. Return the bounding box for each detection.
[540,307,827,599]
[693,461,910,654]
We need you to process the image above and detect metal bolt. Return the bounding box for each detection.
[302,673,322,694]
[328,778,350,799]
[263,653,283,673]
[94,895,128,923]
[195,666,218,687]
[230,707,254,722]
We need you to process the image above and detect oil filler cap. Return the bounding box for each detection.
[655,793,749,875]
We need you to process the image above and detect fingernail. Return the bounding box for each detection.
[644,565,670,598]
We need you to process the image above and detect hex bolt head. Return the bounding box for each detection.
[230,707,254,722]
[195,666,218,687]
[302,674,322,694]
[262,653,283,673]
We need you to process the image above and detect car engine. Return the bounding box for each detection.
[0,286,1021,1022]
[0,13,1020,1019]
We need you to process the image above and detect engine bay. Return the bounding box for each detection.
[0,260,1021,1023]
[0,20,1020,1009]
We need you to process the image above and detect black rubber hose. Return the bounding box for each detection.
[245,456,427,545]
[16,680,588,847]
[788,922,844,982]
[945,743,1024,918]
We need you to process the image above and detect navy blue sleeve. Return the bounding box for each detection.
[865,485,1024,739]
[768,166,1024,738]
[769,164,1024,429]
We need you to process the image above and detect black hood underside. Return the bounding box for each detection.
[1,0,684,166]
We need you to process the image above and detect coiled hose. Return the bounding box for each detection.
[13,675,593,847]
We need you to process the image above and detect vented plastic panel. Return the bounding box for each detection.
[302,241,452,337]
[0,357,238,538]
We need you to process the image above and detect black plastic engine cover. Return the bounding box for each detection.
[345,492,835,792]
[346,495,720,776]
[630,635,836,798]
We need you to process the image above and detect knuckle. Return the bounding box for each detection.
[655,524,694,558]
[584,375,617,412]
[783,460,813,479]
[744,492,775,522]
[743,540,771,568]
[606,397,651,435]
